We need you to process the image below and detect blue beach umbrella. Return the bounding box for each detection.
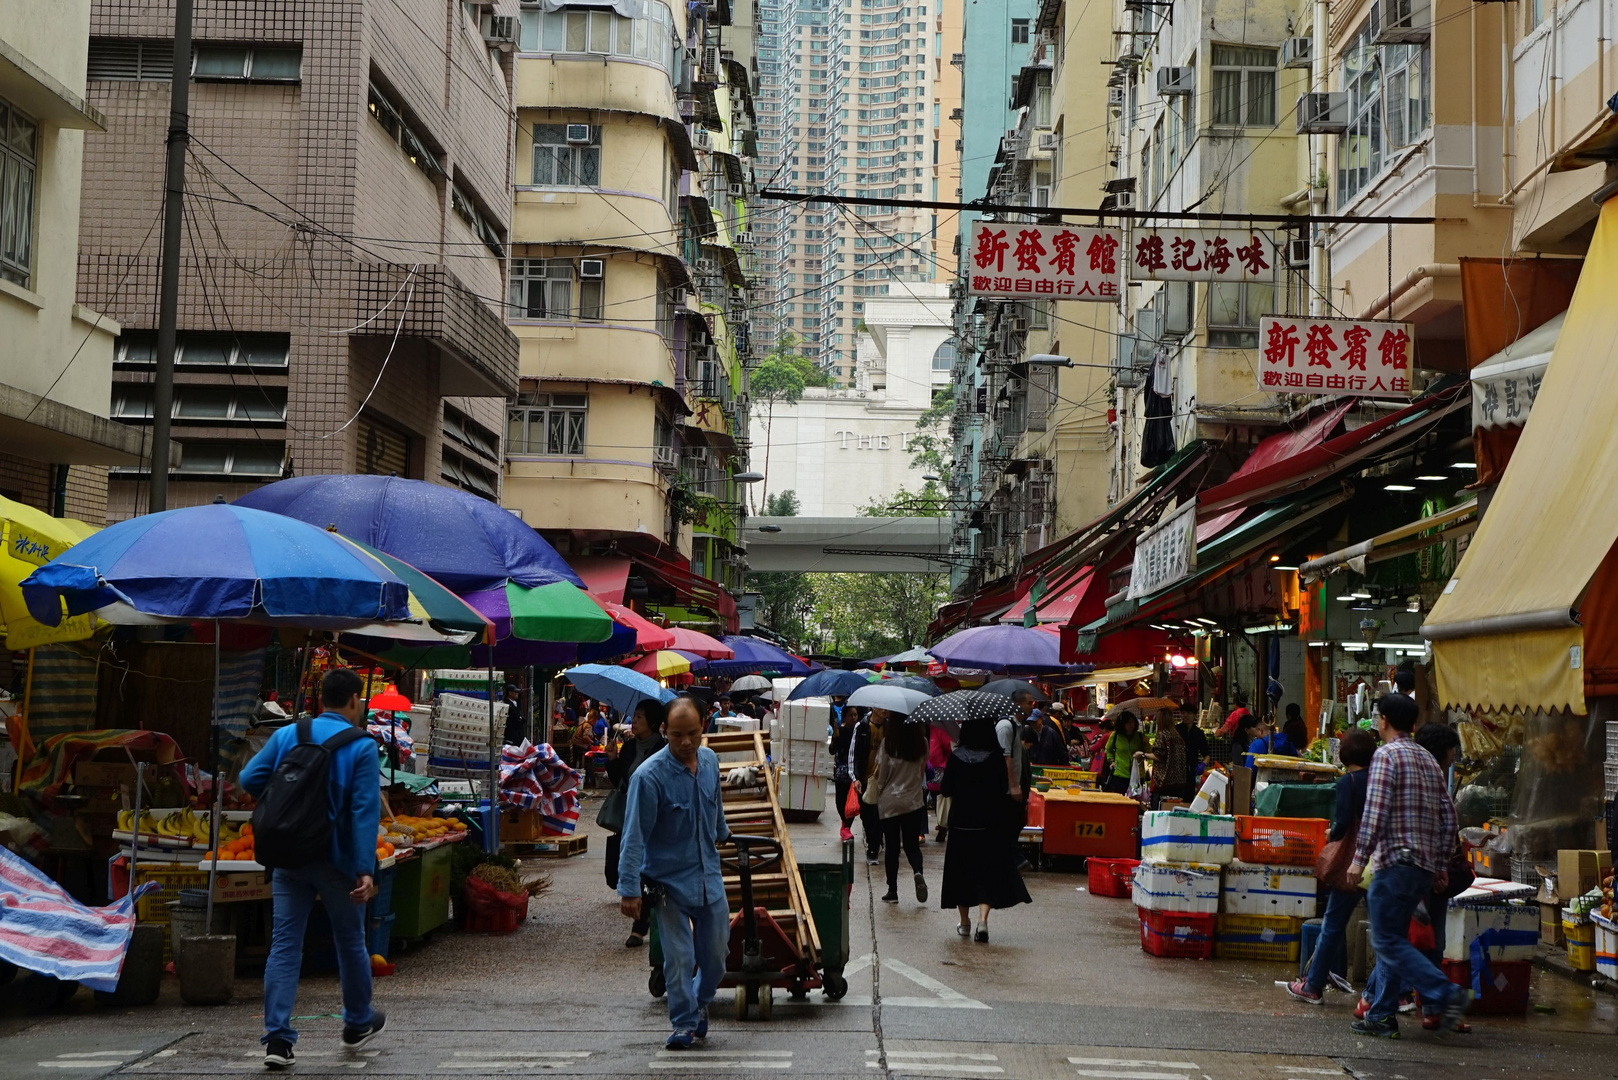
[562,663,677,718]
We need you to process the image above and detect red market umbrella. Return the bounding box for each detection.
[667,627,733,659]
[369,685,413,711]
[603,601,675,651]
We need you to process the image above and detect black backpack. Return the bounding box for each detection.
[250,718,370,870]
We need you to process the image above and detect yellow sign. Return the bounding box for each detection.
[1073,821,1107,838]
[7,525,63,567]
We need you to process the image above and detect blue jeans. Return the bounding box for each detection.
[1365,863,1454,1021]
[1303,887,1360,993]
[655,894,730,1034]
[262,863,375,1045]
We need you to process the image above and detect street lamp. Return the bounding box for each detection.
[732,471,764,483]
[755,524,784,533]
[1026,353,1074,367]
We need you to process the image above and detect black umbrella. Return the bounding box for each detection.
[879,674,945,696]
[978,678,1051,702]
[679,686,717,706]
[907,690,1017,731]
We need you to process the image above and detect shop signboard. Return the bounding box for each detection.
[966,222,1121,301]
[1129,229,1276,282]
[1256,316,1414,399]
[1127,501,1198,600]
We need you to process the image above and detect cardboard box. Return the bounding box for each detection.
[1540,901,1565,947]
[1140,809,1236,865]
[74,761,136,788]
[1131,860,1222,914]
[1556,849,1612,899]
[212,870,273,904]
[1443,899,1539,963]
[1222,859,1320,918]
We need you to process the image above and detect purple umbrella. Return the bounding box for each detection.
[708,635,814,676]
[928,624,1077,675]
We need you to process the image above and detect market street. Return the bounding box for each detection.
[2,805,1612,1080]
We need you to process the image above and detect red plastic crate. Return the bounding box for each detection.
[1234,815,1328,867]
[1137,907,1215,958]
[1440,959,1531,1016]
[1087,857,1140,898]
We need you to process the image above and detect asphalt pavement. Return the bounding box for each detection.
[2,796,1614,1080]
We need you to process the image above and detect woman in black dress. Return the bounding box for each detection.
[939,718,1031,942]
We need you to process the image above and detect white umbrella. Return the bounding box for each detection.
[846,684,932,715]
[729,674,773,692]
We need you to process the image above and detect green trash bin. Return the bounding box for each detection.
[800,838,854,1000]
[1253,781,1338,825]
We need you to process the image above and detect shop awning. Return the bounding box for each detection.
[1423,197,1618,714]
[1000,565,1096,624]
[569,556,632,604]
[1196,386,1468,516]
[633,549,739,632]
[1300,500,1478,579]
[1072,664,1156,686]
[1470,312,1562,430]
[1198,403,1354,540]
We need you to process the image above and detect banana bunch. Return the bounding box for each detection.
[117,809,163,835]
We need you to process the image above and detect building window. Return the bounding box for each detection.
[1337,17,1429,206]
[441,447,499,499]
[114,331,291,369]
[532,124,601,186]
[1211,44,1277,127]
[1010,18,1030,44]
[367,82,444,181]
[451,181,505,256]
[1207,281,1274,348]
[87,39,175,81]
[111,384,286,423]
[192,44,303,81]
[508,258,574,319]
[518,0,676,72]
[0,98,36,288]
[931,339,957,371]
[116,440,287,478]
[443,403,501,460]
[508,394,588,456]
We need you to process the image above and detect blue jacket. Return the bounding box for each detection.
[240,714,381,881]
[615,745,730,909]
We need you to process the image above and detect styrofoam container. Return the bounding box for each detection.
[776,698,833,742]
[778,772,830,814]
[1593,913,1618,979]
[1141,810,1236,865]
[1443,899,1539,963]
[1221,859,1320,918]
[786,738,833,778]
[1453,878,1535,903]
[1131,860,1222,914]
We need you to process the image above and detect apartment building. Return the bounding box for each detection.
[0,0,154,522]
[502,0,757,625]
[77,0,518,521]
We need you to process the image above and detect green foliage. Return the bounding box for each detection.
[669,474,722,526]
[861,482,949,518]
[907,386,954,474]
[763,490,800,516]
[746,489,814,647]
[811,571,950,658]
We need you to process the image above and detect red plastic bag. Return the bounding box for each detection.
[463,874,529,934]
[843,784,862,820]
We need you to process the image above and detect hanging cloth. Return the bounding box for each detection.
[1140,385,1176,468]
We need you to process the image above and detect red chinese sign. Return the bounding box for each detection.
[1131,229,1276,283]
[1256,316,1414,399]
[966,223,1121,301]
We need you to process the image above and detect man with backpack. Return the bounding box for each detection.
[241,668,386,1070]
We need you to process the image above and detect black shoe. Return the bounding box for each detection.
[341,1012,386,1050]
[881,890,899,903]
[866,854,880,865]
[913,873,928,903]
[974,926,988,943]
[1349,1015,1400,1039]
[625,933,645,948]
[264,1039,295,1070]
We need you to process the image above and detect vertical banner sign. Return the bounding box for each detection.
[1130,229,1276,282]
[1256,316,1414,399]
[1127,501,1199,600]
[966,222,1122,301]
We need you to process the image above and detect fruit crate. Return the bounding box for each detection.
[1233,815,1327,867]
[1138,907,1215,959]
[1086,857,1139,898]
[1214,913,1303,962]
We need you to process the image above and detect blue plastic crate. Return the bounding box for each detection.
[367,914,396,961]
[1298,917,1347,981]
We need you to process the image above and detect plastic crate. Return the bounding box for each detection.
[1440,958,1531,1015]
[1087,857,1140,898]
[1138,907,1215,958]
[1509,854,1542,889]
[1605,762,1618,800]
[1234,815,1327,867]
[1214,913,1302,962]
[1565,912,1596,971]
[367,913,396,961]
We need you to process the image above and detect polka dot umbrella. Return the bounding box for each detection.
[905,689,1018,738]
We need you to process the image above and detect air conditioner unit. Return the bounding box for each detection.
[702,45,720,74]
[1295,92,1349,135]
[579,259,605,278]
[1037,132,1058,151]
[1156,66,1194,96]
[1116,367,1144,389]
[1281,37,1312,69]
[1285,237,1311,269]
[694,128,715,151]
[1107,86,1125,110]
[653,444,677,470]
[1375,0,1430,43]
[566,123,592,144]
[481,14,516,46]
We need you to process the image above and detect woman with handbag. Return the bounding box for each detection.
[1285,727,1377,1004]
[602,698,667,947]
[1099,714,1146,795]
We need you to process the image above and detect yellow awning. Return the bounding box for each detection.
[1422,197,1618,713]
[0,498,99,651]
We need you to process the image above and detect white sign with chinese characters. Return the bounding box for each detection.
[965,222,1121,301]
[1130,229,1276,282]
[1471,361,1546,429]
[1127,500,1198,600]
[1256,316,1414,399]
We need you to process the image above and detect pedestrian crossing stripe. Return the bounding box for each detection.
[438,1051,592,1069]
[838,954,990,1009]
[1067,1058,1198,1080]
[868,1049,1004,1075]
[649,1049,793,1070]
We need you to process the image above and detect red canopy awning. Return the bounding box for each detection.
[1001,565,1097,624]
[630,549,739,633]
[601,601,675,651]
[568,556,632,603]
[1196,402,1353,540]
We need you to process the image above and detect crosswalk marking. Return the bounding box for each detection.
[1067,1062,1196,1080]
[1071,1072,1191,1080]
[869,1049,1005,1075]
[649,1049,794,1071]
[438,1051,593,1069]
[120,1050,178,1071]
[1067,1061,1199,1071]
[1274,1071,1344,1077]
[837,955,991,1010]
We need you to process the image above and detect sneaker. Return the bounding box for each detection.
[913,873,928,903]
[263,1039,295,1071]
[866,854,880,866]
[666,1030,695,1050]
[340,1012,386,1051]
[974,926,988,944]
[1436,987,1473,1034]
[1284,978,1324,1005]
[695,1004,709,1040]
[1328,973,1355,994]
[1421,1013,1471,1034]
[1397,993,1418,1014]
[840,826,854,841]
[1348,1015,1400,1039]
[881,891,899,904]
[1353,998,1371,1020]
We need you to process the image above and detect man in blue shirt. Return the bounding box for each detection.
[618,696,731,1049]
[241,668,385,1070]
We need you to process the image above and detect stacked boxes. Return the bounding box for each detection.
[1140,810,1236,863]
[1133,811,1234,958]
[775,693,833,814]
[1223,860,1319,918]
[1133,861,1223,914]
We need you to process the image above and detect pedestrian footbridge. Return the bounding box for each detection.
[742,516,953,573]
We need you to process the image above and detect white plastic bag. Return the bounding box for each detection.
[1126,759,1148,803]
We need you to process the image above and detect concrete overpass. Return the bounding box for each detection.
[741,516,954,573]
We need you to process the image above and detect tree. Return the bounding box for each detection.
[906,386,955,475]
[811,571,950,658]
[748,333,828,513]
[763,490,800,516]
[745,490,815,648]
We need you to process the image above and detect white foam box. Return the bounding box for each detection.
[1221,859,1320,918]
[778,772,830,813]
[1593,913,1618,979]
[776,698,833,742]
[786,738,833,779]
[1443,898,1540,963]
[1141,810,1237,865]
[1131,861,1222,914]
